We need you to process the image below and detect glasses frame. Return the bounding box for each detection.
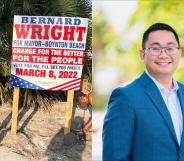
[143,46,180,56]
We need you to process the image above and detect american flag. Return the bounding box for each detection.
[10,75,81,91]
[10,74,45,90]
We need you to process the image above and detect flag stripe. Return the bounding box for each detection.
[53,84,81,91]
[52,81,80,90]
[66,85,81,90]
[48,78,81,90]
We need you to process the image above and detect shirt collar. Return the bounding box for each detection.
[145,70,179,92]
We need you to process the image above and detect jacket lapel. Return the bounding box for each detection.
[139,72,179,147]
[177,85,184,151]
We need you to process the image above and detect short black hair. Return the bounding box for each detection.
[142,23,180,49]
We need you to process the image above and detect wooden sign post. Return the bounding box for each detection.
[11,87,20,135]
[64,90,74,134]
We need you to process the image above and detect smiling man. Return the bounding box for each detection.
[103,23,184,161]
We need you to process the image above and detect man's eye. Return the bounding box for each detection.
[151,48,160,51]
[167,47,174,51]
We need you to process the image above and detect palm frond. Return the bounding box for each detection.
[0,0,92,110]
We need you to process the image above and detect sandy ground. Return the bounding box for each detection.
[0,102,91,161]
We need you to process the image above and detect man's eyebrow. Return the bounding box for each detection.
[167,42,177,45]
[149,42,177,46]
[149,42,161,46]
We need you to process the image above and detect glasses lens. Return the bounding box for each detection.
[146,47,179,55]
[166,47,178,55]
[150,47,161,55]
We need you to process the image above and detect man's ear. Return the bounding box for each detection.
[140,50,145,60]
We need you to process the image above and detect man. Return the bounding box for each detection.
[103,23,184,161]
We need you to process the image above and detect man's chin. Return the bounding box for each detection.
[156,71,174,77]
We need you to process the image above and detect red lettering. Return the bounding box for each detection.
[16,68,46,77]
[35,69,46,77]
[43,25,50,39]
[29,69,34,76]
[16,68,23,75]
[15,24,30,39]
[51,25,62,40]
[14,24,86,41]
[63,26,75,41]
[31,25,42,39]
[76,26,86,41]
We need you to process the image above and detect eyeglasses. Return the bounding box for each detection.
[144,46,180,56]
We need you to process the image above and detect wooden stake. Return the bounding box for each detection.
[11,87,20,135]
[64,90,74,134]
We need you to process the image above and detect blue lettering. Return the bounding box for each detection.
[65,18,72,25]
[74,19,81,25]
[21,17,28,23]
[38,17,46,24]
[30,17,37,23]
[56,18,63,24]
[48,17,55,24]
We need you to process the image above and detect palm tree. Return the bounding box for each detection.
[0,0,92,109]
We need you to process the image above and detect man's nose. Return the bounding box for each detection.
[159,48,169,57]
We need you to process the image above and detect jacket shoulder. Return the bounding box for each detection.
[177,81,184,87]
[112,78,141,95]
[177,81,184,92]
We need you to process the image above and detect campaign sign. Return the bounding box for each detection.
[10,15,88,91]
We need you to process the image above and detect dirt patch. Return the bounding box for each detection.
[0,102,91,161]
